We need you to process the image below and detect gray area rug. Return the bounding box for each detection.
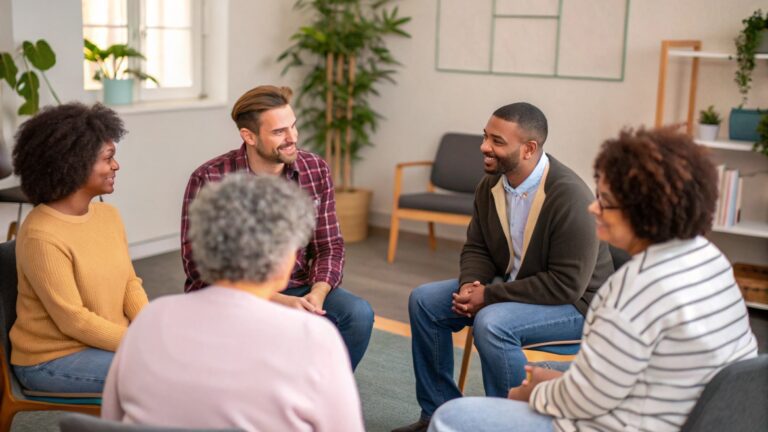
[9,329,484,432]
[356,329,484,432]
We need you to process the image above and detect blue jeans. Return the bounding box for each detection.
[428,397,553,432]
[13,348,113,393]
[283,285,374,370]
[409,279,584,418]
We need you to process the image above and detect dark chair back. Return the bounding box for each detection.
[608,245,631,271]
[680,355,768,432]
[60,413,244,432]
[430,133,485,194]
[0,240,17,364]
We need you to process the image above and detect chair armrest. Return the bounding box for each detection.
[395,160,433,169]
[392,161,435,210]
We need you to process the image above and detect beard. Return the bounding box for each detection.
[484,148,520,175]
[256,140,298,164]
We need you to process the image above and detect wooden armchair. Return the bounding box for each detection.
[387,133,484,263]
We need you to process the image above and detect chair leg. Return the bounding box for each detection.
[5,222,16,242]
[427,222,436,251]
[0,400,16,432]
[387,214,400,263]
[458,329,474,393]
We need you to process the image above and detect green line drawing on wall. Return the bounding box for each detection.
[435,0,631,82]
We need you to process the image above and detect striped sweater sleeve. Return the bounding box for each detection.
[530,305,653,418]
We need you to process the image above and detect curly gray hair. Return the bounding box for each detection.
[188,173,315,284]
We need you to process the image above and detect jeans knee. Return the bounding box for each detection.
[473,310,520,348]
[349,298,374,328]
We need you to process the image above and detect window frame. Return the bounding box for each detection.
[82,0,205,102]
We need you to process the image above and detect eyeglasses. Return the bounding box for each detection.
[595,190,622,213]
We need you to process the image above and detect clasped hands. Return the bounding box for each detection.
[507,365,563,402]
[451,280,486,317]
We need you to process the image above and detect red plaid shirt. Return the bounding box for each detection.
[181,144,345,292]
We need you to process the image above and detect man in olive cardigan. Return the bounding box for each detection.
[393,103,613,432]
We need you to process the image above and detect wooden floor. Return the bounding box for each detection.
[133,226,768,353]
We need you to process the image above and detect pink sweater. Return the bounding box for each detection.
[102,287,364,432]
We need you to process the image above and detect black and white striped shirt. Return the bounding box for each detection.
[530,236,758,432]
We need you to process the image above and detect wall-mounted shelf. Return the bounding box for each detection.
[696,139,754,152]
[712,221,768,239]
[745,301,768,311]
[668,50,768,60]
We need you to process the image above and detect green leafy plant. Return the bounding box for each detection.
[0,39,59,115]
[755,113,768,157]
[734,9,767,107]
[83,38,158,84]
[698,105,722,125]
[278,0,410,191]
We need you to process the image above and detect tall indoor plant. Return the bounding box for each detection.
[278,0,410,242]
[83,38,158,105]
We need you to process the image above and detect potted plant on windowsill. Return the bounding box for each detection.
[698,105,722,141]
[730,9,767,142]
[83,38,158,106]
[278,0,410,242]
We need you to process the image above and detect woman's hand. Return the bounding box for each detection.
[507,365,564,402]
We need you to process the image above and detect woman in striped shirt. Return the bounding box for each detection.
[428,127,758,432]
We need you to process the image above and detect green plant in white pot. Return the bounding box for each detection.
[83,38,158,105]
[698,105,722,142]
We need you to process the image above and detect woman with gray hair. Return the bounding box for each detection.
[101,174,364,432]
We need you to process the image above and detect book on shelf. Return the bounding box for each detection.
[713,166,743,228]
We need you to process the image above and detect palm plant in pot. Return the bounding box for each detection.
[83,38,158,106]
[698,105,722,141]
[278,0,410,242]
[730,9,767,142]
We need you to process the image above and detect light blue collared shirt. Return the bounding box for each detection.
[502,152,549,281]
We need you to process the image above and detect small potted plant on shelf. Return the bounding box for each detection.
[698,105,722,141]
[83,38,158,106]
[730,9,767,142]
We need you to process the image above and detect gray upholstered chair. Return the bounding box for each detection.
[680,354,767,432]
[0,135,29,241]
[387,133,484,263]
[60,413,244,432]
[0,241,101,432]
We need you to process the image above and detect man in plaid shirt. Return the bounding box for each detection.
[180,85,374,370]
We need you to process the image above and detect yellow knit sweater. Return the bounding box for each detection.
[10,202,149,366]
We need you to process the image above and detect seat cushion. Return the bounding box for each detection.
[398,192,474,215]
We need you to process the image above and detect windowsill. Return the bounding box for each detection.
[108,98,227,115]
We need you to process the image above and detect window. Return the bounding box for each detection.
[82,0,204,101]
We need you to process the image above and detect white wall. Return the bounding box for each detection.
[1,0,766,264]
[353,0,768,264]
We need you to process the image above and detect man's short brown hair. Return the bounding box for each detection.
[231,85,293,132]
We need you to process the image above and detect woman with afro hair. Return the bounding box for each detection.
[9,102,148,393]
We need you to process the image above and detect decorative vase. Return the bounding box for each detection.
[729,108,762,142]
[103,79,134,105]
[335,188,372,243]
[697,124,720,142]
